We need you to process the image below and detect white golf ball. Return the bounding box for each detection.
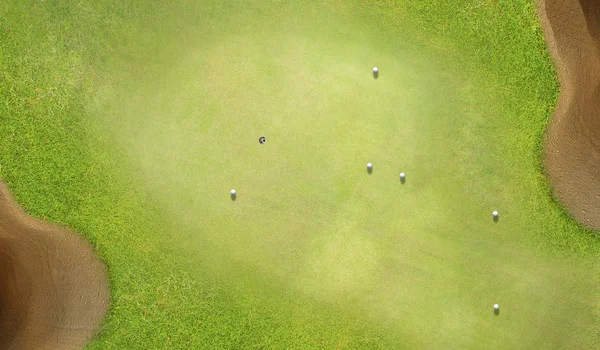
[230,189,236,196]
[492,210,499,217]
[400,172,406,179]
[494,304,499,311]
[367,162,373,169]
[372,67,378,73]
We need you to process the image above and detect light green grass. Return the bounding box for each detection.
[0,0,598,348]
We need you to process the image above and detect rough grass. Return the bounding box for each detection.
[0,0,598,348]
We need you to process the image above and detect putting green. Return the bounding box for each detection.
[83,1,599,348]
[1,0,598,348]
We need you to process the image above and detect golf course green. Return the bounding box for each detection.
[1,0,598,348]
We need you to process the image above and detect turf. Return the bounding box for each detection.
[0,0,598,348]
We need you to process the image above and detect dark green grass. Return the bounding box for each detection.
[1,0,598,348]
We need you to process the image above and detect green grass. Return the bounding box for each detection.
[0,0,598,348]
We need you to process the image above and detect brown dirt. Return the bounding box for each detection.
[539,0,600,229]
[0,181,109,349]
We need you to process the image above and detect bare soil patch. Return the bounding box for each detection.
[0,181,109,349]
[539,0,600,229]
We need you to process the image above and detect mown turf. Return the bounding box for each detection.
[0,0,598,348]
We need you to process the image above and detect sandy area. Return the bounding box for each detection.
[0,181,109,349]
[539,0,600,229]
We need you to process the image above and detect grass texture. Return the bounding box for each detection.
[0,0,598,348]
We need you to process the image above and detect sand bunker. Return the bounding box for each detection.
[0,181,109,349]
[539,0,600,229]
